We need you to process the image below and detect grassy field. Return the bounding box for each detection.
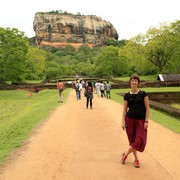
[113,75,157,81]
[14,75,157,85]
[0,86,179,164]
[0,89,70,162]
[171,103,180,109]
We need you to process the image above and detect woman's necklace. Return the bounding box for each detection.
[130,89,139,94]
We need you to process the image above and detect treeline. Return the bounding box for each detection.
[48,10,82,16]
[0,20,179,83]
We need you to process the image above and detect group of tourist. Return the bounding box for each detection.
[56,75,150,169]
[73,79,112,109]
[94,81,111,99]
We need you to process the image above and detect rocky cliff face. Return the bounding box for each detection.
[33,12,118,48]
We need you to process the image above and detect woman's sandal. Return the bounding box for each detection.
[121,152,127,164]
[133,159,140,168]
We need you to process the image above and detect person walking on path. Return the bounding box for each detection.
[121,75,149,168]
[95,81,101,97]
[85,81,94,109]
[100,81,106,98]
[79,80,83,100]
[75,81,81,100]
[106,81,111,99]
[57,80,64,103]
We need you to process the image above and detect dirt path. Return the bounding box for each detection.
[0,89,179,180]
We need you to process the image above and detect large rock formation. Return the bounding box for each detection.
[33,12,118,48]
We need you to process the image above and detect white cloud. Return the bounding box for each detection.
[0,0,179,39]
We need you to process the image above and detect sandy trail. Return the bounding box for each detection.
[0,89,179,180]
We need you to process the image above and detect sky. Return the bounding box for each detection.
[0,0,179,40]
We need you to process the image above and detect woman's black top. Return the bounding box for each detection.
[124,90,147,120]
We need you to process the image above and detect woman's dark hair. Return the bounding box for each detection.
[88,81,92,86]
[129,75,140,84]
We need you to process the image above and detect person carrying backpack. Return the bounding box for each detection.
[75,81,81,100]
[85,81,93,109]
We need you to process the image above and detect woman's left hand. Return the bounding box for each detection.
[144,122,148,129]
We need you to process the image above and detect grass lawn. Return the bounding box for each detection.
[113,75,157,81]
[0,89,70,162]
[171,103,180,109]
[110,87,180,134]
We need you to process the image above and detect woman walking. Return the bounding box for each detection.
[121,75,149,168]
[85,81,93,109]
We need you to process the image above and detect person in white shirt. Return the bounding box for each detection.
[100,81,106,97]
[79,80,83,100]
[96,81,101,97]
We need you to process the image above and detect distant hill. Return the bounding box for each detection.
[31,12,119,48]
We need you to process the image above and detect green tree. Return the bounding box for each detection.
[0,27,29,82]
[165,20,180,73]
[107,38,128,47]
[119,36,155,75]
[26,47,47,79]
[145,21,180,73]
[75,47,94,63]
[45,61,62,80]
[95,46,129,77]
[63,44,76,55]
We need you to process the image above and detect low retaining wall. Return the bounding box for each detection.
[150,100,180,119]
[148,92,180,104]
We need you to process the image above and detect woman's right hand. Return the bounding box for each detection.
[121,121,126,130]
